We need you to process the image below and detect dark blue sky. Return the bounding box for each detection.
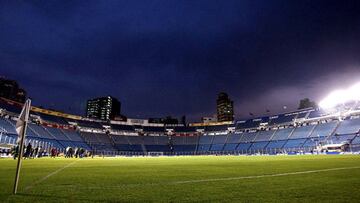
[1,0,360,121]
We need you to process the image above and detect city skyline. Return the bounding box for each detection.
[1,1,360,121]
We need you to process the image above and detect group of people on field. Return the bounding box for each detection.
[11,143,46,159]
[8,143,91,159]
[65,146,86,158]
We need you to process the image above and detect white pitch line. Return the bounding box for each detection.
[171,166,360,184]
[24,159,79,192]
[44,165,360,190]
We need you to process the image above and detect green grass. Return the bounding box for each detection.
[1,155,360,202]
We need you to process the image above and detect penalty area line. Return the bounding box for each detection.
[23,159,79,192]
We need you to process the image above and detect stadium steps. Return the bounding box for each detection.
[268,128,278,141]
[46,128,72,141]
[107,134,117,150]
[295,124,318,149]
[286,127,297,140]
[221,134,232,151]
[323,121,341,144]
[29,124,56,139]
[251,131,260,142]
[3,118,17,134]
[194,135,201,154]
[78,132,95,151]
[276,129,296,150]
[306,124,318,139]
[263,129,278,149]
[141,143,147,154]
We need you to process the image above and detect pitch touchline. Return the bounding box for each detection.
[24,159,79,192]
[171,166,360,184]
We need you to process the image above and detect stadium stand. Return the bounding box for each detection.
[111,124,135,132]
[309,121,337,138]
[269,114,296,125]
[2,97,360,156]
[290,125,315,139]
[254,130,274,141]
[335,118,360,134]
[239,132,257,142]
[271,128,293,140]
[0,117,17,134]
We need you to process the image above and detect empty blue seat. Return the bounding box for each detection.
[336,118,360,134]
[271,128,293,140]
[249,141,269,150]
[197,144,211,151]
[210,144,224,151]
[223,143,238,151]
[283,139,307,149]
[290,125,315,139]
[309,122,337,138]
[236,143,251,151]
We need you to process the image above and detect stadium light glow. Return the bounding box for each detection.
[319,82,360,109]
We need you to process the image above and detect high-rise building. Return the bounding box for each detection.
[216,92,234,122]
[0,77,27,103]
[86,96,121,120]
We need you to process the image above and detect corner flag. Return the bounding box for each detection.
[13,98,31,195]
[15,99,31,143]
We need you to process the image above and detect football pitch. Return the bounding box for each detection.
[1,155,360,202]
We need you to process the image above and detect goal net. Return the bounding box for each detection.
[147,151,164,156]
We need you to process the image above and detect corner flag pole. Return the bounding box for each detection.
[13,99,31,195]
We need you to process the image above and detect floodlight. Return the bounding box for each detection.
[319,81,360,109]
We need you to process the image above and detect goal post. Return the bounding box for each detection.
[147,151,164,156]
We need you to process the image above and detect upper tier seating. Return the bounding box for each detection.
[254,130,274,141]
[236,119,261,129]
[81,132,100,143]
[309,121,337,138]
[61,129,83,142]
[212,135,227,144]
[352,136,360,144]
[28,123,54,139]
[226,134,242,143]
[239,132,257,142]
[37,113,69,125]
[271,128,293,140]
[205,125,228,132]
[329,134,357,144]
[0,117,17,134]
[173,126,196,132]
[269,114,296,125]
[296,112,308,119]
[143,126,165,132]
[111,124,135,131]
[335,118,360,134]
[77,120,104,129]
[290,125,315,139]
[45,127,70,141]
[307,110,324,118]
